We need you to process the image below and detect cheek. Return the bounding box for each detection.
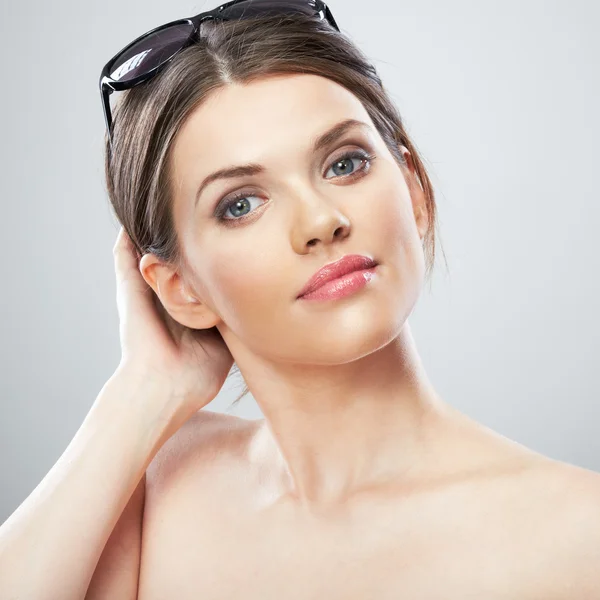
[206,246,288,320]
[378,197,415,252]
[369,176,426,286]
[368,175,418,253]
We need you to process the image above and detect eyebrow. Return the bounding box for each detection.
[194,118,372,208]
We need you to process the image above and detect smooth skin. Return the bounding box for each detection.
[0,220,236,600]
[102,73,600,598]
[0,74,600,600]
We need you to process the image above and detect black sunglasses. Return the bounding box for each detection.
[99,0,340,140]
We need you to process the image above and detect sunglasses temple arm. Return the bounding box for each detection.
[324,5,339,31]
[101,84,114,141]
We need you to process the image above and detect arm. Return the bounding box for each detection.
[84,472,146,600]
[0,373,176,600]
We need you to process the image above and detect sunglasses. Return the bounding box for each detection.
[99,0,340,140]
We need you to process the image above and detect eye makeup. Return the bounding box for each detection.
[212,144,377,225]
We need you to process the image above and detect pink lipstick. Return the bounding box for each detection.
[297,254,378,301]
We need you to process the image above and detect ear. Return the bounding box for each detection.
[399,145,429,242]
[138,253,223,330]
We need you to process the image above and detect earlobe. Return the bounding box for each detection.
[175,279,225,329]
[410,179,429,241]
[177,299,223,330]
[140,254,219,327]
[182,285,198,304]
[164,278,224,330]
[415,205,429,241]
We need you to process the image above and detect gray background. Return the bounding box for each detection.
[1,0,598,523]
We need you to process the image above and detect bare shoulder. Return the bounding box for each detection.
[145,409,259,498]
[521,458,600,598]
[138,411,262,598]
[443,410,600,598]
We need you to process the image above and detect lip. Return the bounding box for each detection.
[296,254,379,299]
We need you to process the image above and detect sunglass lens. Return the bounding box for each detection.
[109,22,194,83]
[219,0,317,20]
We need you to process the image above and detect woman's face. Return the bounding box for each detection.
[167,73,428,364]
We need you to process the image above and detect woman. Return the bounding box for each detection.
[1,1,599,598]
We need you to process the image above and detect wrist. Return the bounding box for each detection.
[93,370,177,455]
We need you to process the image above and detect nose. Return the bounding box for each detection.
[290,190,352,254]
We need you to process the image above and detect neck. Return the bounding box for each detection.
[237,322,454,508]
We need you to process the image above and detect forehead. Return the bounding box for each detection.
[170,73,373,181]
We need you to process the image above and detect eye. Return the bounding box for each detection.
[214,148,377,224]
[324,149,376,180]
[214,191,263,222]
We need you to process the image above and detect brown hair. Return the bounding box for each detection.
[104,12,447,407]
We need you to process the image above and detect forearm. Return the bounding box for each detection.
[0,373,174,600]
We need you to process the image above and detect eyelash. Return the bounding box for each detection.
[214,148,377,224]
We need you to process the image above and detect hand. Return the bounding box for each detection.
[111,226,235,430]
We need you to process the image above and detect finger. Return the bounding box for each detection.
[113,227,160,324]
[113,226,140,268]
[113,227,145,284]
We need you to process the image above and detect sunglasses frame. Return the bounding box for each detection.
[99,0,340,137]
